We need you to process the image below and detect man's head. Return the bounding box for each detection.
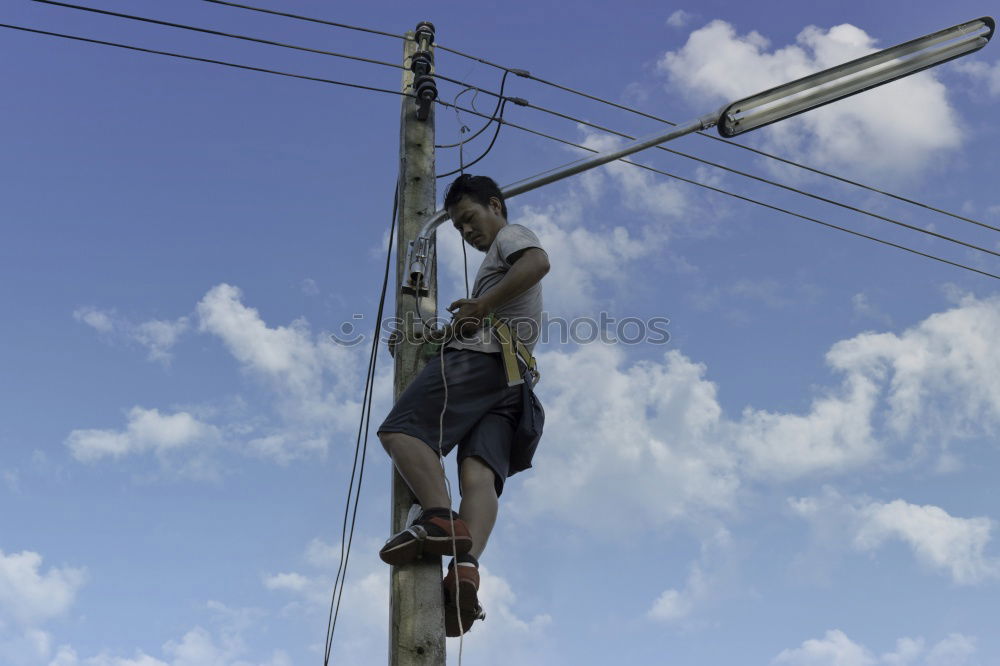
[444,174,508,252]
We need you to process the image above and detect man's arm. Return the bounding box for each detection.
[447,248,549,334]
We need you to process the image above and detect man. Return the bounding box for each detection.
[376,174,549,636]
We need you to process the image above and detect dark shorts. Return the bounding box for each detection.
[377,349,527,497]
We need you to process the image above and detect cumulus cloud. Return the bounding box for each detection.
[67,284,384,471]
[0,549,85,666]
[855,501,999,584]
[826,292,1000,442]
[791,488,1000,585]
[954,59,1000,97]
[666,10,693,29]
[514,294,1000,531]
[0,549,86,627]
[73,307,189,364]
[66,407,219,463]
[261,538,552,665]
[436,178,675,318]
[648,528,732,623]
[196,284,366,444]
[50,626,292,666]
[773,629,976,666]
[48,601,290,666]
[658,20,964,179]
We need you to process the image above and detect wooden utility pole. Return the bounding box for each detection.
[389,22,444,666]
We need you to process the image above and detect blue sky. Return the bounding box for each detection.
[3,1,1000,664]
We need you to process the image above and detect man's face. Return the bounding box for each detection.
[447,195,506,252]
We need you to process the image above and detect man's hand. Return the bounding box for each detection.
[447,297,490,336]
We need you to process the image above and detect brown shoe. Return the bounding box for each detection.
[379,509,472,566]
[443,558,485,636]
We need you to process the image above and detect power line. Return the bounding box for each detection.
[202,0,407,41]
[436,70,509,149]
[435,99,1000,281]
[514,100,1000,259]
[323,177,399,666]
[0,22,409,98]
[431,42,998,234]
[75,0,992,251]
[186,0,993,233]
[436,72,511,178]
[10,20,997,280]
[75,0,990,256]
[29,0,519,138]
[32,0,405,72]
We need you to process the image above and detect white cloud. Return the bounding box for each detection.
[196,283,375,463]
[648,567,704,622]
[791,489,1000,585]
[262,572,309,594]
[436,185,671,318]
[954,59,1000,97]
[73,307,189,364]
[0,550,85,627]
[68,284,386,471]
[648,528,731,623]
[197,284,360,412]
[666,10,693,29]
[0,549,85,666]
[516,344,736,529]
[49,602,292,666]
[854,500,999,584]
[775,629,875,666]
[515,294,1000,531]
[774,630,976,666]
[826,292,1000,442]
[73,306,115,333]
[852,293,892,327]
[300,278,319,296]
[658,20,963,178]
[66,407,219,463]
[131,318,190,364]
[446,566,552,665]
[261,538,552,665]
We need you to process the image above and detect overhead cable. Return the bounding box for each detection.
[436,71,511,178]
[322,179,398,666]
[0,23,410,98]
[183,0,991,231]
[202,0,407,41]
[437,70,509,149]
[435,99,1000,282]
[31,0,405,71]
[430,44,997,233]
[11,20,996,281]
[515,100,1000,258]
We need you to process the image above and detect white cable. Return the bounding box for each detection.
[437,342,466,664]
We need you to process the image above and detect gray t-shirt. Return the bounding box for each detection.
[446,223,546,355]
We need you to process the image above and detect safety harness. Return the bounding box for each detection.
[485,314,539,387]
[420,314,539,388]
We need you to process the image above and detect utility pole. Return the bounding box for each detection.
[390,22,444,666]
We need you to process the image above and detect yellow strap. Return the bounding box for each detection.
[493,319,524,387]
[490,316,539,387]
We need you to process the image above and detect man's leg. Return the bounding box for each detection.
[458,456,499,559]
[379,431,451,509]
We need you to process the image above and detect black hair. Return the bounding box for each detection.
[443,174,507,219]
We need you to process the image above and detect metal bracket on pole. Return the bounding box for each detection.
[399,15,994,295]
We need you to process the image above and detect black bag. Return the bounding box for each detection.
[510,379,544,475]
